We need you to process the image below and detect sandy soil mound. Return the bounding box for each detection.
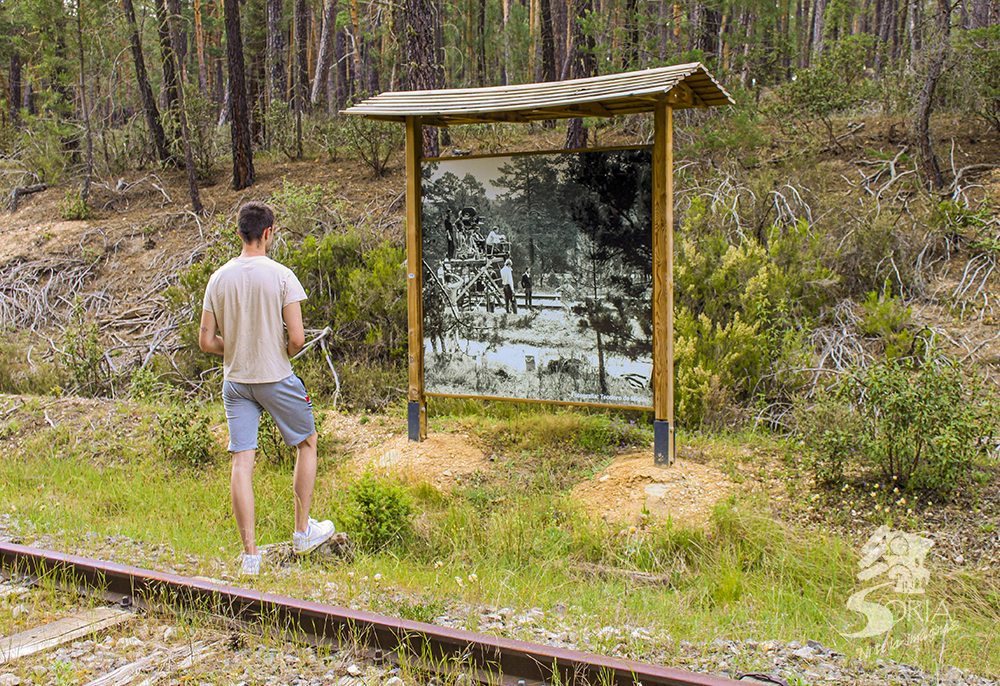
[320,410,734,525]
[572,453,734,529]
[336,425,489,493]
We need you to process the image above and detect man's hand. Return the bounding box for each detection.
[198,310,225,355]
[283,301,306,357]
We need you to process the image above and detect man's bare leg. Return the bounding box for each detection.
[292,431,318,532]
[231,449,257,555]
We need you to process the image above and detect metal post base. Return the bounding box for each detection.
[408,401,424,442]
[654,420,675,467]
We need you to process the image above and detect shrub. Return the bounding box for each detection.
[343,115,403,177]
[256,412,296,467]
[59,310,114,397]
[59,187,94,221]
[154,404,217,467]
[803,357,997,495]
[342,470,415,552]
[859,290,929,358]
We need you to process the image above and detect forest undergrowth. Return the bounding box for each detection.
[1,95,1000,678]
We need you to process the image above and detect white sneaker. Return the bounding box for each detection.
[293,518,336,555]
[240,553,262,576]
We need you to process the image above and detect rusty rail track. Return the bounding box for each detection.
[0,542,743,686]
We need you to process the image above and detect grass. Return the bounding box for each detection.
[0,393,998,678]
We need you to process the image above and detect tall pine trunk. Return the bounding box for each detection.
[194,0,209,95]
[912,0,950,191]
[77,0,94,204]
[155,0,180,129]
[224,0,255,189]
[121,0,173,165]
[168,0,203,213]
[311,0,337,107]
[404,0,440,156]
[294,0,309,158]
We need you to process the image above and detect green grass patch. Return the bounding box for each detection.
[0,394,997,677]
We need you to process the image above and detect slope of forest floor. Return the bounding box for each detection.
[1,118,1000,682]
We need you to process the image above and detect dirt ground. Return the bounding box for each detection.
[322,411,733,528]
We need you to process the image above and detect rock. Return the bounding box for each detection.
[805,639,828,654]
[11,604,27,617]
[385,677,405,686]
[787,640,802,650]
[791,646,816,660]
[116,636,143,648]
[0,674,21,686]
[347,664,363,676]
[942,666,963,683]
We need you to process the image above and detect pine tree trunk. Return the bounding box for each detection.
[167,0,203,213]
[77,0,94,204]
[194,0,209,95]
[311,0,337,107]
[121,0,173,165]
[294,0,309,157]
[404,0,440,156]
[335,29,349,106]
[9,52,21,127]
[564,0,595,148]
[476,0,487,86]
[267,0,287,106]
[812,0,827,61]
[540,0,556,81]
[155,0,180,126]
[224,0,255,189]
[912,0,950,191]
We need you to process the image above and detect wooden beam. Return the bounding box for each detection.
[652,101,675,466]
[405,117,426,440]
[1,607,132,663]
[676,81,707,107]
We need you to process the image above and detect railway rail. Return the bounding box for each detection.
[0,541,755,686]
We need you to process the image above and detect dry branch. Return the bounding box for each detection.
[8,183,47,213]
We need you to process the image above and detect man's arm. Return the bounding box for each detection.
[283,300,306,357]
[199,310,225,355]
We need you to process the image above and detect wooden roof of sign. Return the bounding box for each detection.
[342,63,733,126]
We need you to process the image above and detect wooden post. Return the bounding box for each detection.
[405,116,426,440]
[652,100,675,466]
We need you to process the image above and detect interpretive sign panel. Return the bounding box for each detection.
[421,147,654,409]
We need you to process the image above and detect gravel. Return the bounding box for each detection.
[1,517,997,686]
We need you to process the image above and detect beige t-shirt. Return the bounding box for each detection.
[202,256,307,383]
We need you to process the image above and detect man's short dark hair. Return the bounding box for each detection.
[237,202,275,244]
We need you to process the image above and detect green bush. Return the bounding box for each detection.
[953,26,1000,134]
[59,187,94,221]
[859,290,929,358]
[803,357,997,495]
[59,310,114,397]
[256,412,296,467]
[343,115,403,177]
[342,470,415,553]
[154,404,217,468]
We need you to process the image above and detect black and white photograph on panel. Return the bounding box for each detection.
[421,146,654,408]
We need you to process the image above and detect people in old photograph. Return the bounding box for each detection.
[421,148,654,408]
[520,268,532,310]
[500,258,517,314]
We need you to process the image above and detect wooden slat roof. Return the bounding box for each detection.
[342,62,733,126]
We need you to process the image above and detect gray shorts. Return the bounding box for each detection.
[222,374,316,452]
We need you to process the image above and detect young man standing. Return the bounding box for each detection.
[200,202,335,576]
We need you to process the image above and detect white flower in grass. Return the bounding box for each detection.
[467,573,478,584]
[455,576,464,587]
[434,560,443,569]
